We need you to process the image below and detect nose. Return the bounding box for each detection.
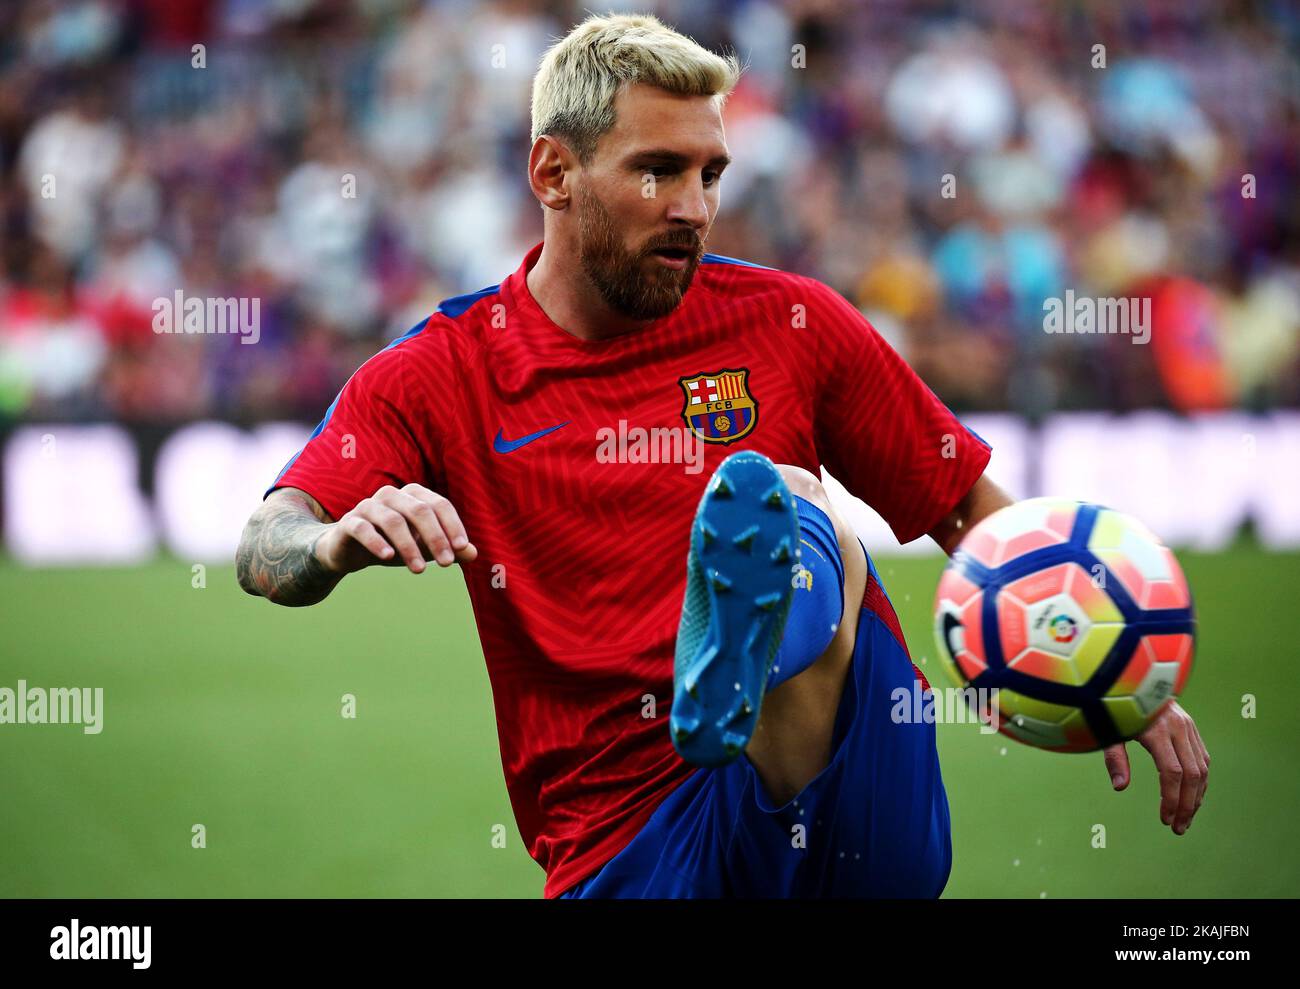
[665,175,710,231]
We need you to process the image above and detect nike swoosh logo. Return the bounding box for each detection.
[493,422,569,454]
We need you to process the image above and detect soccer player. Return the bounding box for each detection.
[236,13,1210,898]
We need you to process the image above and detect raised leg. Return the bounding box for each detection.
[744,465,868,807]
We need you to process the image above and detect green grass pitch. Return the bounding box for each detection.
[0,543,1295,897]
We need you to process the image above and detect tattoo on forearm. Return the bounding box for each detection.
[236,496,339,606]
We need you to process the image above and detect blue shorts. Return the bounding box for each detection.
[560,556,952,899]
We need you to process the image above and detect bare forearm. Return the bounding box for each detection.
[236,490,341,607]
[929,474,1015,557]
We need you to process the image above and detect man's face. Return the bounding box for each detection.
[574,84,730,321]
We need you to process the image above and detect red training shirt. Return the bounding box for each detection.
[269,243,991,896]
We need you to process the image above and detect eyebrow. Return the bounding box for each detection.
[627,148,732,168]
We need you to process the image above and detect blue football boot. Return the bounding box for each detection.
[670,451,801,767]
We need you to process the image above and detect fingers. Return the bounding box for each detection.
[1189,718,1210,801]
[1183,715,1210,826]
[1137,702,1210,836]
[1103,743,1130,790]
[1140,729,1183,832]
[388,489,453,567]
[1120,703,1211,838]
[364,499,428,573]
[344,484,476,573]
[339,515,394,563]
[1167,718,1204,835]
[401,484,478,564]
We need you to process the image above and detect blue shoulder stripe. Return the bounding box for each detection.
[700,252,776,271]
[436,283,501,318]
[380,316,432,351]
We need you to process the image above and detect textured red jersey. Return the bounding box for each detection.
[269,242,991,896]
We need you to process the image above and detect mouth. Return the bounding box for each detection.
[648,245,696,270]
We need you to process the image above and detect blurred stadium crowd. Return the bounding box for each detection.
[0,0,1297,426]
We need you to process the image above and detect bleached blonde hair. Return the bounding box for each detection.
[530,12,741,161]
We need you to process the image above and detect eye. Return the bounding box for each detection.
[703,170,721,187]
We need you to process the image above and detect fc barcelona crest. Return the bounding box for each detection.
[679,368,758,445]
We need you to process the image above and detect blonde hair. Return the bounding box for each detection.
[531,13,741,161]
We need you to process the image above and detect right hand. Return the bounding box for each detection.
[314,483,478,576]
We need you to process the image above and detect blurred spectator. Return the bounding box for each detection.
[0,0,1296,424]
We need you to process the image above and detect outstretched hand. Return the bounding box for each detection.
[1102,701,1209,835]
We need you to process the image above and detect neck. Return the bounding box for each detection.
[527,241,657,342]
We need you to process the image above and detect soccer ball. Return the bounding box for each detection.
[933,498,1195,752]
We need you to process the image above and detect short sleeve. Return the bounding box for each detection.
[266,340,434,521]
[805,278,991,545]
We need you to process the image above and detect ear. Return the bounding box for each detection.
[528,135,576,211]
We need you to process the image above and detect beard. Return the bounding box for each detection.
[577,188,704,321]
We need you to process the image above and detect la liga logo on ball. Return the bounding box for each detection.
[933,497,1195,753]
[1043,610,1079,645]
